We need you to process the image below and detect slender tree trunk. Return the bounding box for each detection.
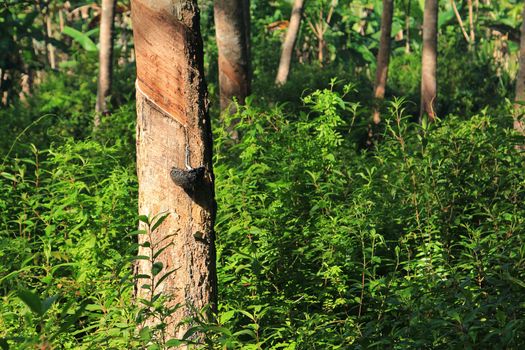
[420,0,438,122]
[214,0,251,113]
[131,0,217,340]
[405,0,411,53]
[451,0,470,43]
[45,11,56,69]
[275,0,306,85]
[95,0,116,125]
[514,4,525,133]
[372,0,394,124]
[468,0,475,43]
[318,33,324,64]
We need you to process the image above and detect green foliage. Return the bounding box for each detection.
[0,126,140,348]
[2,0,525,348]
[208,90,525,348]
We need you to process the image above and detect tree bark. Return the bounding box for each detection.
[372,0,394,124]
[420,0,438,122]
[214,0,251,113]
[131,0,217,340]
[95,0,116,124]
[514,4,525,133]
[275,0,305,85]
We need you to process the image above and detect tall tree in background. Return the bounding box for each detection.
[275,0,306,85]
[420,0,438,121]
[44,4,56,70]
[131,0,217,339]
[95,0,116,124]
[372,0,394,124]
[214,0,251,113]
[514,3,525,133]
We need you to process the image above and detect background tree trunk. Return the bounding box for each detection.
[372,0,394,124]
[275,0,305,85]
[468,0,475,43]
[95,0,116,125]
[404,0,411,53]
[214,0,251,113]
[420,0,438,122]
[45,11,56,70]
[131,0,217,340]
[514,4,525,133]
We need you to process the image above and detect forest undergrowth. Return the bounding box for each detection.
[0,64,524,348]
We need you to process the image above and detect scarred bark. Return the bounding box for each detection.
[275,0,305,85]
[420,0,438,122]
[131,0,217,340]
[214,0,251,113]
[372,0,394,124]
[95,0,116,122]
[514,4,525,133]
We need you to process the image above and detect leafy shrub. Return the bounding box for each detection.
[210,89,525,348]
[1,79,525,349]
[0,136,139,348]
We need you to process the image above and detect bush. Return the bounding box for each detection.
[210,89,525,348]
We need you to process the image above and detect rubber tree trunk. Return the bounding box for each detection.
[131,0,217,340]
[214,0,251,113]
[420,0,438,122]
[514,3,525,133]
[275,0,305,85]
[372,0,394,124]
[95,0,116,125]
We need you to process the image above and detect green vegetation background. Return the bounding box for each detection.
[1,0,525,348]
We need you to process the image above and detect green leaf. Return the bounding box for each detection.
[134,255,151,261]
[152,243,173,260]
[138,215,150,224]
[165,339,184,347]
[220,310,236,324]
[182,326,200,340]
[156,268,178,286]
[232,329,257,338]
[17,289,42,316]
[151,212,170,232]
[62,26,97,52]
[152,262,163,276]
[41,295,58,315]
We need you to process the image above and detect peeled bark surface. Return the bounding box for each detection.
[275,0,305,85]
[95,0,116,119]
[214,0,251,113]
[372,0,394,124]
[131,0,217,339]
[420,0,438,121]
[514,4,525,133]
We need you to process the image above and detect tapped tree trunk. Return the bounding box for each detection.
[420,0,438,122]
[131,0,217,340]
[372,0,394,125]
[214,0,251,113]
[95,0,116,125]
[514,3,525,133]
[275,0,305,85]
